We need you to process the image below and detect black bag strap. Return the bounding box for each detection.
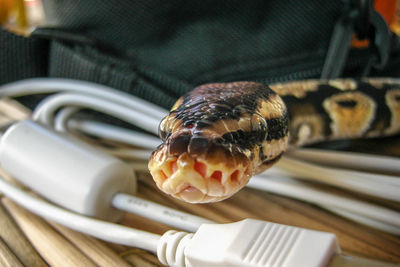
[1,28,192,109]
[0,28,49,83]
[48,41,190,108]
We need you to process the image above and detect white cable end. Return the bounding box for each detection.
[158,219,340,267]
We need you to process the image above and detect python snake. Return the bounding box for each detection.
[148,78,400,203]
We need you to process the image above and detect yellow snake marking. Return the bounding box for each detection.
[323,92,376,138]
[361,78,400,89]
[170,96,183,111]
[201,115,263,138]
[260,135,288,162]
[257,94,286,119]
[270,80,320,98]
[290,104,325,146]
[385,89,400,135]
[159,114,185,134]
[328,79,357,90]
[255,135,288,173]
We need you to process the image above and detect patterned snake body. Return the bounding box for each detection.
[149,79,400,203]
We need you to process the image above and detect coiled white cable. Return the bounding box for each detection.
[287,148,400,173]
[33,92,160,134]
[0,78,399,235]
[0,78,167,119]
[271,157,400,202]
[67,119,161,149]
[248,175,400,235]
[1,176,349,267]
[0,177,160,251]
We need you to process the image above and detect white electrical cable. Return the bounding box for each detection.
[324,207,400,235]
[287,148,400,174]
[67,119,161,149]
[104,148,153,160]
[112,193,214,232]
[0,177,160,252]
[32,93,160,134]
[248,175,400,234]
[271,157,400,201]
[0,120,215,232]
[54,106,80,132]
[0,174,346,267]
[1,78,399,235]
[0,78,168,119]
[0,174,392,267]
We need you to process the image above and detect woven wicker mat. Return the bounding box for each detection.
[0,97,399,266]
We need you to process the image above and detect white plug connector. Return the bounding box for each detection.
[157,218,340,267]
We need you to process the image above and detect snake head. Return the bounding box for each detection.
[148,82,289,203]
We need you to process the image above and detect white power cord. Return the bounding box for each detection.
[0,176,343,267]
[112,193,213,232]
[0,177,160,251]
[286,148,400,173]
[67,119,161,149]
[0,78,398,266]
[0,78,167,119]
[248,175,400,235]
[33,92,160,134]
[270,157,400,202]
[0,120,212,232]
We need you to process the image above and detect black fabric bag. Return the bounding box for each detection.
[1,0,399,110]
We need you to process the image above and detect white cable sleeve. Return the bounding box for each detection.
[0,120,137,221]
[248,175,400,231]
[0,78,168,120]
[287,148,400,174]
[112,193,214,232]
[0,120,214,233]
[324,207,400,235]
[272,157,400,201]
[68,119,161,149]
[32,93,160,134]
[0,177,160,252]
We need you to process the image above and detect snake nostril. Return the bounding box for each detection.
[188,137,210,156]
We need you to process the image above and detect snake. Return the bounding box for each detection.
[148,78,400,203]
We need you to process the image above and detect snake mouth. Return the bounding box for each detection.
[148,143,252,203]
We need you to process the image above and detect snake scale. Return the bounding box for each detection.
[148,78,400,203]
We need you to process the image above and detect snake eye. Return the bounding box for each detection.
[250,114,268,141]
[159,116,174,141]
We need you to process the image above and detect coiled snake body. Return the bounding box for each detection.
[149,79,400,203]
